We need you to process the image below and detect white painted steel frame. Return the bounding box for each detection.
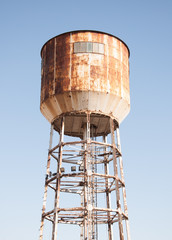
[39,114,131,240]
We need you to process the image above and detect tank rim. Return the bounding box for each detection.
[40,30,130,57]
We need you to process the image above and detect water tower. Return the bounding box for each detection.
[39,30,131,240]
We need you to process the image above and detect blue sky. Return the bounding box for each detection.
[0,0,172,239]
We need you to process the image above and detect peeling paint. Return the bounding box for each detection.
[40,31,130,129]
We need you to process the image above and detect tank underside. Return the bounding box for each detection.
[53,112,118,138]
[41,91,130,137]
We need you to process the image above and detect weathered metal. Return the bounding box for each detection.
[39,115,131,240]
[39,31,131,240]
[110,118,124,240]
[40,30,130,137]
[103,135,113,240]
[39,124,54,240]
[116,128,131,240]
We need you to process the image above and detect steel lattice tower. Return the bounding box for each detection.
[39,31,131,240]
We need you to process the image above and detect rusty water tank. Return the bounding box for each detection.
[40,30,130,137]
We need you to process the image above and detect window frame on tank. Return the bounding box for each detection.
[73,42,104,55]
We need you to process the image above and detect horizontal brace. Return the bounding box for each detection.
[63,140,87,146]
[58,207,85,212]
[58,220,81,225]
[61,172,85,178]
[93,207,119,213]
[43,210,54,218]
[60,189,82,194]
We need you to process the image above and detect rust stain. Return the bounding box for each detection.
[40,31,130,124]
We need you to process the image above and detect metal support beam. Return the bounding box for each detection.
[103,135,113,240]
[82,123,88,240]
[39,124,54,240]
[39,115,131,240]
[52,117,64,240]
[116,127,131,240]
[110,118,124,240]
[86,113,93,240]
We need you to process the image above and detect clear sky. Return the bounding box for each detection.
[0,0,172,239]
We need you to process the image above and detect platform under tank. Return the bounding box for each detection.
[40,30,130,137]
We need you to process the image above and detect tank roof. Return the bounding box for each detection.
[40,30,130,57]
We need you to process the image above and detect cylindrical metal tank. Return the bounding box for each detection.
[40,30,130,137]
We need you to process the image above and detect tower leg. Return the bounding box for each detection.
[110,118,124,240]
[39,115,131,240]
[103,135,113,240]
[39,124,54,240]
[83,123,88,240]
[116,128,131,240]
[52,117,65,240]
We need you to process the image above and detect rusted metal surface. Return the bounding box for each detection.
[52,117,64,240]
[40,31,130,136]
[39,124,54,240]
[116,128,131,240]
[39,114,131,240]
[103,135,113,240]
[110,118,124,240]
[39,31,131,240]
